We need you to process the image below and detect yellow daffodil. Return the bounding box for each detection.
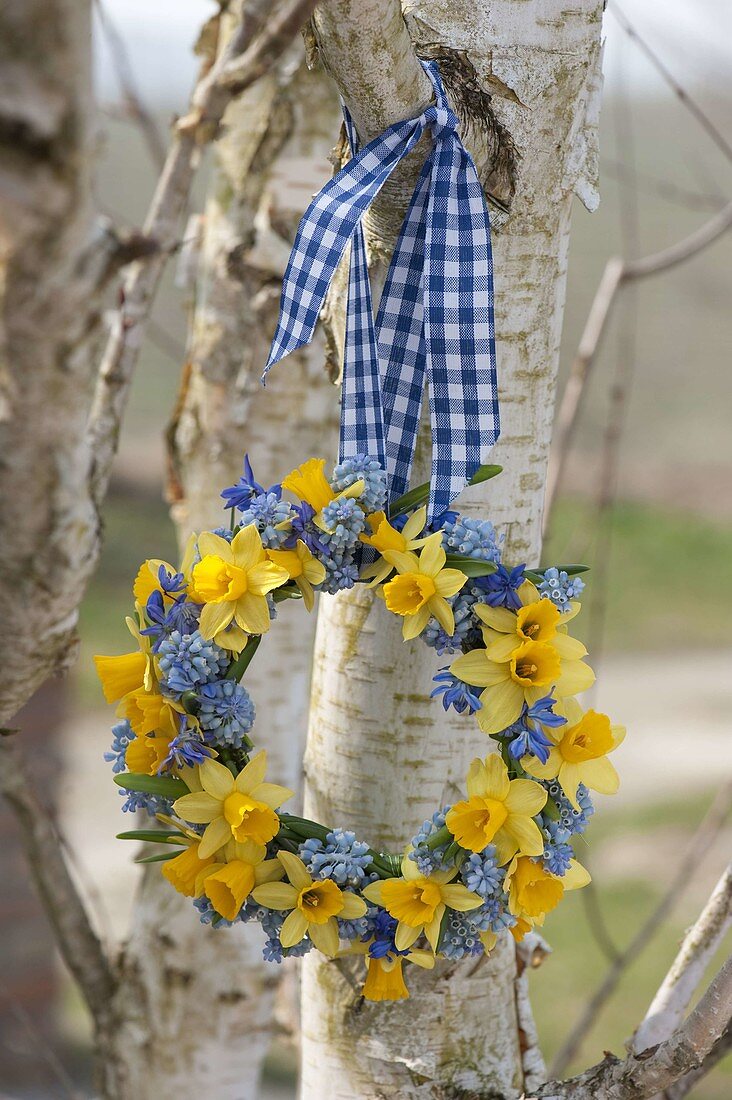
[446,753,547,864]
[451,633,594,735]
[362,854,481,951]
[381,532,468,641]
[266,540,326,611]
[505,854,591,927]
[162,839,217,897]
[522,698,625,808]
[132,558,179,605]
[195,839,285,922]
[251,850,367,956]
[281,458,364,523]
[94,650,147,705]
[125,733,173,776]
[120,686,181,738]
[172,752,293,859]
[362,950,434,1002]
[192,527,289,644]
[475,596,586,664]
[359,506,428,586]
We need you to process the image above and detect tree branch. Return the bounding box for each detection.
[662,1023,732,1100]
[633,864,732,1054]
[543,199,732,531]
[86,0,319,509]
[539,958,732,1100]
[0,736,116,1022]
[550,780,732,1076]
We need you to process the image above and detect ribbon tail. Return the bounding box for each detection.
[423,134,500,521]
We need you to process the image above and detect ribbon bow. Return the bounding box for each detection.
[264,61,499,521]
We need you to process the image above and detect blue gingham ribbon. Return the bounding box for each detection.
[264,61,499,520]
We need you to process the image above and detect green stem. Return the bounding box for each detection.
[225,635,262,681]
[425,825,452,850]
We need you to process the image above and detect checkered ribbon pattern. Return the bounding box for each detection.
[264,61,499,520]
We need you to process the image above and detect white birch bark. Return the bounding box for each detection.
[103,53,340,1100]
[301,2,604,1096]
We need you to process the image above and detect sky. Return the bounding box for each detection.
[94,0,732,109]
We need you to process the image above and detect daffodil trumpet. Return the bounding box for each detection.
[98,452,620,1000]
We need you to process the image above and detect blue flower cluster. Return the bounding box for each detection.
[431,669,482,715]
[198,680,255,748]
[541,780,595,836]
[299,828,372,888]
[505,691,566,764]
[331,454,387,514]
[239,490,293,549]
[104,719,133,773]
[158,631,228,695]
[539,567,585,612]
[409,808,450,876]
[440,516,501,563]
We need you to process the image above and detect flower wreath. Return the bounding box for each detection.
[96,454,624,1004]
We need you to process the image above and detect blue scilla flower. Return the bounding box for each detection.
[441,515,501,563]
[410,808,450,875]
[542,780,594,836]
[104,719,133,773]
[541,821,574,877]
[157,564,186,595]
[197,679,256,749]
[160,716,213,772]
[461,848,503,899]
[331,454,388,514]
[320,497,366,554]
[220,454,267,511]
[506,690,566,764]
[539,567,586,612]
[363,908,410,960]
[300,829,372,888]
[431,669,482,715]
[141,591,201,652]
[239,490,293,549]
[157,630,228,696]
[477,563,526,610]
[286,501,330,557]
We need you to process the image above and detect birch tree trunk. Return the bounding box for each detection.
[301,2,604,1096]
[103,50,340,1100]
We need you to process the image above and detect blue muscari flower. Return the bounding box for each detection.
[478,563,526,610]
[422,587,478,654]
[461,847,503,899]
[239,491,293,549]
[220,454,269,511]
[197,679,256,748]
[321,555,360,594]
[541,780,594,836]
[541,821,574,877]
[104,719,133,773]
[441,515,501,563]
[120,789,172,817]
[506,690,566,764]
[331,454,387,513]
[160,715,213,772]
[320,497,366,554]
[338,915,370,941]
[431,669,482,715]
[428,509,459,532]
[210,526,235,542]
[299,828,372,888]
[158,630,228,696]
[439,895,516,960]
[410,808,450,876]
[539,567,585,612]
[193,895,239,928]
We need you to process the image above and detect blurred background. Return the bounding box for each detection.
[1,0,730,1096]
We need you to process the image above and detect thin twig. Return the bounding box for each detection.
[609,2,732,167]
[86,0,319,510]
[543,199,732,530]
[549,780,732,1078]
[0,737,116,1022]
[515,934,551,1092]
[539,958,732,1099]
[600,158,727,213]
[633,864,732,1054]
[93,0,167,170]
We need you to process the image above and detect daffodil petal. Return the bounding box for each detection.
[199,601,235,640]
[555,658,595,696]
[277,850,313,891]
[474,604,517,633]
[280,908,309,947]
[308,917,340,957]
[395,922,421,951]
[502,815,545,858]
[172,792,221,824]
[198,816,232,859]
[503,779,548,816]
[440,885,482,912]
[339,892,368,919]
[253,782,294,809]
[563,859,592,890]
[434,568,467,599]
[234,750,267,794]
[252,881,299,910]
[477,680,524,735]
[418,532,446,577]
[579,757,620,796]
[199,759,235,800]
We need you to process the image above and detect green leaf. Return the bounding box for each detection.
[114,773,190,798]
[272,585,303,603]
[445,556,498,578]
[135,850,184,864]
[116,830,186,844]
[389,464,503,519]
